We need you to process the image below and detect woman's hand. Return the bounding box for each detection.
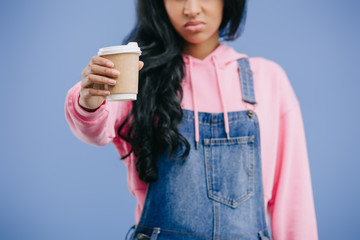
[79,56,144,111]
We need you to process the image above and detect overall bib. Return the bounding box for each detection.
[128,58,271,240]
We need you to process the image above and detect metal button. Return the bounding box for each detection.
[137,233,150,240]
[247,110,254,118]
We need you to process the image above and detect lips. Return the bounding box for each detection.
[184,21,205,33]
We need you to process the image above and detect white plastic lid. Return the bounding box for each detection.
[98,42,142,56]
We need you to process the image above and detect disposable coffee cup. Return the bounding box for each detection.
[97,42,142,101]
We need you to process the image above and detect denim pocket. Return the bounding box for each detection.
[204,136,255,208]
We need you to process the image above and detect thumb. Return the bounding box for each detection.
[139,61,144,71]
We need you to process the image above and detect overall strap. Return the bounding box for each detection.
[238,58,257,104]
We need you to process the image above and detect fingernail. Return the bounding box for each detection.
[109,79,116,85]
[112,70,120,75]
[107,62,114,67]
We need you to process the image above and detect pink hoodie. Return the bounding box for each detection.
[65,44,318,240]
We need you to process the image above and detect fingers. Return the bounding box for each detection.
[90,64,120,78]
[88,74,117,86]
[82,71,117,88]
[81,56,116,79]
[82,57,118,89]
[91,56,114,68]
[82,57,144,90]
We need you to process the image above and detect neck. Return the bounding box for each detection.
[183,33,220,60]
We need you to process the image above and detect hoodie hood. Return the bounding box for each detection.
[181,43,248,148]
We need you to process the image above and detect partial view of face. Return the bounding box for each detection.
[163,0,224,45]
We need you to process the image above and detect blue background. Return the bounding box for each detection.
[0,0,359,239]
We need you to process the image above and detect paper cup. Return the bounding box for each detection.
[97,42,142,101]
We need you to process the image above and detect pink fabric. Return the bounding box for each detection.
[64,44,318,240]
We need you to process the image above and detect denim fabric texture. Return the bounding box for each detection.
[130,59,271,240]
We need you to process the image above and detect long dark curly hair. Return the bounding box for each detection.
[118,0,248,183]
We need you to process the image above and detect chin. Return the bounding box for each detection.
[183,36,209,45]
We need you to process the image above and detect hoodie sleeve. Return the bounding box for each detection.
[268,103,318,240]
[64,82,131,146]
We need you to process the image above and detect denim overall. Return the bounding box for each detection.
[128,58,272,240]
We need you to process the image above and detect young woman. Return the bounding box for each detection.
[65,0,318,239]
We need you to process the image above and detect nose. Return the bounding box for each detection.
[184,0,201,17]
